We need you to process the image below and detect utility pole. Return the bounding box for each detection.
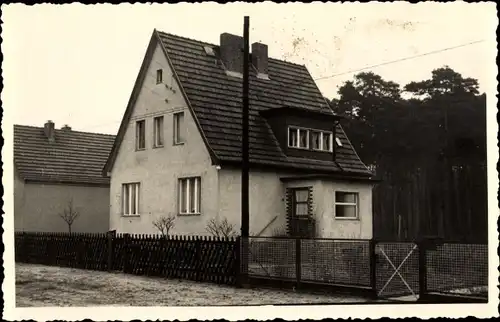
[240,15,250,286]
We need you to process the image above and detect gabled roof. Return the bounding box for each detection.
[104,30,372,177]
[14,125,115,185]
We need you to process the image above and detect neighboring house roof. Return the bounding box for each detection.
[14,124,115,185]
[103,30,373,177]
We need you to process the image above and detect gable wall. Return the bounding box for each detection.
[109,40,218,235]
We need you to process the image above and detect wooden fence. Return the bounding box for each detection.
[15,231,239,285]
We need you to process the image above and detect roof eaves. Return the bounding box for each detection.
[279,173,381,183]
[25,178,111,187]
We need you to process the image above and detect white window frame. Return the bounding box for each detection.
[178,177,201,215]
[136,120,146,150]
[153,115,164,148]
[122,183,140,216]
[288,126,309,149]
[334,191,359,220]
[173,112,185,145]
[311,130,333,152]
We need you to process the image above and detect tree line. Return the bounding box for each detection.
[329,66,487,242]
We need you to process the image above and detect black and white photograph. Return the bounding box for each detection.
[2,2,498,320]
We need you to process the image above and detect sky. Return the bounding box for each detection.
[2,2,497,135]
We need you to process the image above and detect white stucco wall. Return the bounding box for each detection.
[218,169,290,237]
[317,181,373,239]
[218,169,373,239]
[109,41,218,235]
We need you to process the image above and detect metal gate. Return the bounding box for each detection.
[375,242,420,300]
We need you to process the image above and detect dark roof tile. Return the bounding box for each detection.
[158,31,372,176]
[14,125,115,185]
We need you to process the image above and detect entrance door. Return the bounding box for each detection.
[288,188,315,237]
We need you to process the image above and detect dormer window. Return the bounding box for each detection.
[311,130,333,152]
[288,127,309,149]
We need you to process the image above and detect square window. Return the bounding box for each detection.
[334,191,359,219]
[153,116,164,147]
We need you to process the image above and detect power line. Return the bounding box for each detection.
[312,39,486,82]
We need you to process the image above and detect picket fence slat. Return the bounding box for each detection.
[15,231,238,285]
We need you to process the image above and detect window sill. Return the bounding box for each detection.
[122,214,141,218]
[153,145,164,149]
[178,213,201,217]
[173,142,185,146]
[334,217,359,221]
[288,146,309,150]
[135,148,146,152]
[312,148,333,153]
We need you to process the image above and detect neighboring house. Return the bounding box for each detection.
[14,122,115,233]
[103,29,377,239]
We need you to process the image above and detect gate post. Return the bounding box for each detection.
[238,236,250,288]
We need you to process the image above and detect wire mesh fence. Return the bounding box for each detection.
[247,237,296,280]
[300,239,371,286]
[247,237,372,287]
[426,243,488,296]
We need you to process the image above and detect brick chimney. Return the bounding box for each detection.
[252,42,269,77]
[220,33,244,75]
[44,120,55,143]
[61,124,72,131]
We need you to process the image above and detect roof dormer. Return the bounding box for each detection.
[260,106,344,162]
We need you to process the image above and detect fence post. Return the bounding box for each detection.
[295,237,302,289]
[107,230,116,272]
[369,239,377,298]
[240,236,250,288]
[123,233,131,274]
[418,240,428,303]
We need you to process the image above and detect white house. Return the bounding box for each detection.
[102,29,377,239]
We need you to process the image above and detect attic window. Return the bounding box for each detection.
[335,137,343,147]
[288,127,309,149]
[204,46,215,56]
[156,69,163,84]
[311,131,333,152]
